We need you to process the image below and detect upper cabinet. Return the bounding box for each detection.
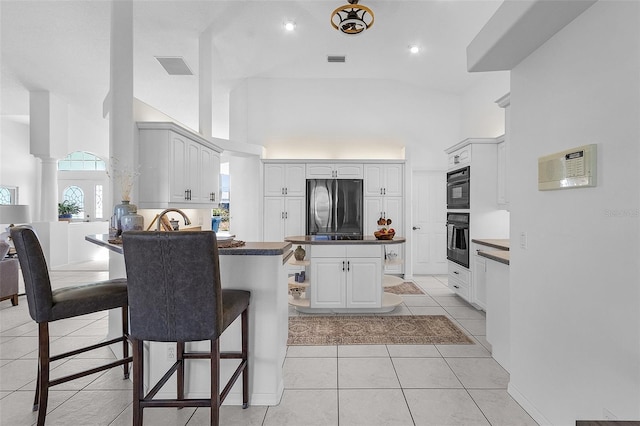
[364,164,403,197]
[137,122,222,209]
[495,93,510,210]
[447,145,472,171]
[264,163,306,197]
[306,163,363,179]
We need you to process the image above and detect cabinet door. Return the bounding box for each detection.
[185,141,201,203]
[364,197,384,235]
[472,254,487,310]
[497,141,508,208]
[383,197,403,236]
[306,164,334,179]
[383,164,404,197]
[199,146,219,204]
[335,163,363,179]
[364,165,384,196]
[346,257,382,308]
[169,134,188,203]
[311,258,346,308]
[264,164,286,197]
[284,197,305,238]
[285,164,306,196]
[263,197,285,241]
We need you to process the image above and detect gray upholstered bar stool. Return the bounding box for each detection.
[122,231,250,426]
[10,226,132,426]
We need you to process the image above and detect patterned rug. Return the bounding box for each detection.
[384,281,425,295]
[287,315,473,345]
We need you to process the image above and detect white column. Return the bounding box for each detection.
[199,27,214,137]
[39,158,59,222]
[109,0,136,208]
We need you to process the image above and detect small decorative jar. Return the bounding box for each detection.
[294,245,306,261]
[119,202,144,233]
[113,201,135,235]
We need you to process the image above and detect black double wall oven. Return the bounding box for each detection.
[446,166,470,268]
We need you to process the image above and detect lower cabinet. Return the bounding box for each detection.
[472,246,487,311]
[310,245,382,309]
[448,261,471,302]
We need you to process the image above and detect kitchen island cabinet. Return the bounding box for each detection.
[285,235,405,313]
[86,234,291,406]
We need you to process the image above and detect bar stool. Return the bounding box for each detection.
[10,226,131,426]
[121,231,250,426]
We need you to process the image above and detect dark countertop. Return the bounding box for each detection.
[285,235,406,245]
[472,238,510,250]
[477,250,510,265]
[86,234,292,257]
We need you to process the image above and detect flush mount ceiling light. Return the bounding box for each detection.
[283,20,296,32]
[409,45,421,54]
[331,0,374,35]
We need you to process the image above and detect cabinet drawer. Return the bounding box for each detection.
[449,276,470,301]
[311,245,347,258]
[448,262,470,285]
[347,245,381,258]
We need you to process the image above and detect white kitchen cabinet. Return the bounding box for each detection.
[447,145,472,171]
[264,163,306,197]
[306,163,363,179]
[364,164,403,197]
[485,257,510,372]
[138,122,222,209]
[448,260,471,302]
[496,135,509,209]
[472,245,487,311]
[263,197,305,242]
[364,197,402,236]
[309,244,382,309]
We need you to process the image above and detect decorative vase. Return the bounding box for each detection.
[211,216,222,232]
[114,201,137,234]
[121,205,144,232]
[294,245,306,261]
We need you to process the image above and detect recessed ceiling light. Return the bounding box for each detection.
[284,21,296,32]
[409,45,420,54]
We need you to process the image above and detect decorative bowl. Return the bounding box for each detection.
[374,231,395,240]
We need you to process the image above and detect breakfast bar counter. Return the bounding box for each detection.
[86,234,292,406]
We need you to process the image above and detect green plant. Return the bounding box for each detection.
[58,200,81,216]
[211,207,229,218]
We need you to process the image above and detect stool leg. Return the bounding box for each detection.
[241,306,249,409]
[11,294,18,306]
[177,342,185,402]
[36,322,50,426]
[122,306,130,379]
[132,338,144,426]
[210,339,220,426]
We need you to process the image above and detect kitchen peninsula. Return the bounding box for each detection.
[284,235,406,313]
[86,234,291,406]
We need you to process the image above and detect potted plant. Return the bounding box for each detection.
[58,200,81,221]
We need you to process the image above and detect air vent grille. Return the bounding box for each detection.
[327,55,346,63]
[155,56,194,76]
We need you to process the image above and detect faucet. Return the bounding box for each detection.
[156,208,192,231]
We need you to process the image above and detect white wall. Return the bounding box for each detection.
[460,72,510,139]
[0,118,39,208]
[508,1,640,424]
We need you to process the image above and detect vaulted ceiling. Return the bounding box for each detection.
[1,0,503,134]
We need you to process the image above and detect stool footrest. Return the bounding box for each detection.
[50,335,128,362]
[182,351,243,360]
[141,399,212,408]
[220,360,248,403]
[49,356,133,387]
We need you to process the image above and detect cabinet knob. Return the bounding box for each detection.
[453,285,460,289]
[453,271,459,275]
[342,261,345,271]
[412,226,421,230]
[380,188,383,195]
[383,188,386,195]
[347,261,350,271]
[285,187,288,195]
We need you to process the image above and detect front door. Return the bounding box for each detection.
[411,170,447,275]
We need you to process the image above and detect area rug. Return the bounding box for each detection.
[384,281,425,295]
[287,315,473,345]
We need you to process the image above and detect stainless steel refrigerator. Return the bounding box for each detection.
[306,179,363,237]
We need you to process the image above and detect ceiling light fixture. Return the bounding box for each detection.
[409,45,420,54]
[331,0,374,35]
[284,21,296,32]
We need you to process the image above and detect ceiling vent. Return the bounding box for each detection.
[155,56,194,76]
[327,55,347,63]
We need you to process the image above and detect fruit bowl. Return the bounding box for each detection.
[374,231,395,240]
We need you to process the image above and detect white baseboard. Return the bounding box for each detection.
[508,383,553,426]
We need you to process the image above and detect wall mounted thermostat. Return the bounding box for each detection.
[538,144,597,190]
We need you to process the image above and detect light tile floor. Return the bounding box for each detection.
[0,265,538,425]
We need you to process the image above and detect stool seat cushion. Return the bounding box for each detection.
[221,289,251,333]
[50,278,128,321]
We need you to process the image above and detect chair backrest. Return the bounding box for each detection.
[122,231,223,342]
[10,226,53,322]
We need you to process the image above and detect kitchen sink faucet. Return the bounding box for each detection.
[156,208,191,231]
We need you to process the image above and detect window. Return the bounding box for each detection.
[62,186,84,220]
[0,187,13,205]
[58,151,106,171]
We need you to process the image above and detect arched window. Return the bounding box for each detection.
[62,185,84,219]
[0,187,12,205]
[58,151,106,171]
